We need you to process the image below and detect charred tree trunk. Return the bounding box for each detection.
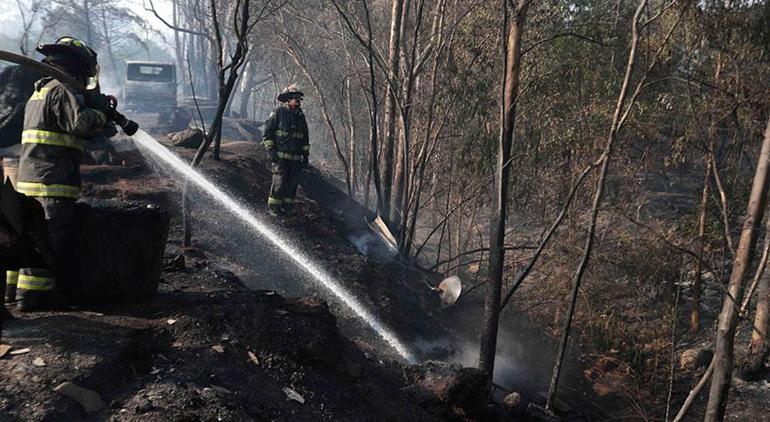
[391,0,411,227]
[345,76,357,197]
[183,0,253,244]
[479,0,528,379]
[363,1,382,214]
[380,0,405,223]
[396,0,428,253]
[692,156,712,334]
[706,117,770,420]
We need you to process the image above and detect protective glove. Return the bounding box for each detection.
[101,121,118,139]
[302,154,309,169]
[87,92,113,116]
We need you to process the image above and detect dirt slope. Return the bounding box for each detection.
[1,135,489,421]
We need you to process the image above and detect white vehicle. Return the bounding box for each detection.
[123,61,176,111]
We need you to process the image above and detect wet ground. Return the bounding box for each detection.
[0,134,486,420]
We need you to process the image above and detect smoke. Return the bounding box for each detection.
[347,230,398,261]
[412,324,553,393]
[99,71,122,99]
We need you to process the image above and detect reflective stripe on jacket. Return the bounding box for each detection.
[261,105,309,158]
[17,78,104,198]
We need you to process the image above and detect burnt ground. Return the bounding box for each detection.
[3,126,766,421]
[0,133,490,421]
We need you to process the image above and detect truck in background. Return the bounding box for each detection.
[123,61,177,112]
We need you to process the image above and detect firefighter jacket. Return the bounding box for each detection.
[17,78,107,199]
[262,105,309,161]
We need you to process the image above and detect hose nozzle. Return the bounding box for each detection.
[111,110,139,136]
[104,95,139,136]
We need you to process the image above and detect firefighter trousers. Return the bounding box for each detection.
[18,197,77,297]
[268,159,303,211]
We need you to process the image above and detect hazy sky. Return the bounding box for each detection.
[0,0,173,43]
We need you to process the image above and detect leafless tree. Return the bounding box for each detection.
[479,0,529,380]
[706,116,770,421]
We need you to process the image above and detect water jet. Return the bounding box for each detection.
[131,130,416,363]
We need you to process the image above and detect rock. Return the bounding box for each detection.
[168,128,204,149]
[155,107,192,134]
[503,392,521,409]
[53,381,106,413]
[679,347,712,370]
[210,385,231,395]
[220,117,262,140]
[406,361,487,418]
[282,387,305,404]
[247,350,259,365]
[200,387,218,400]
[134,398,154,414]
[10,347,30,355]
[32,357,46,367]
[0,344,11,358]
[211,344,225,353]
[164,253,186,271]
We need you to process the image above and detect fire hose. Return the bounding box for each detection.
[0,49,138,135]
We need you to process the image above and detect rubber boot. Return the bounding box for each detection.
[17,290,57,312]
[5,283,16,303]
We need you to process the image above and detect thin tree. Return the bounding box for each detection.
[691,155,712,334]
[743,207,770,378]
[706,116,770,421]
[381,0,405,224]
[331,0,384,213]
[546,0,648,409]
[478,0,528,379]
[181,0,275,245]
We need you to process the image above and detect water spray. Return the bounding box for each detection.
[0,49,415,362]
[131,130,416,363]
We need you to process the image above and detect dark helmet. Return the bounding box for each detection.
[277,84,304,103]
[36,36,98,78]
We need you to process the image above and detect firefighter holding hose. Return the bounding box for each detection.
[10,37,128,311]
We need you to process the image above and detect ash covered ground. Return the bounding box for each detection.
[0,126,500,421]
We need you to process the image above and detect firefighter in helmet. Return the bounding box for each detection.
[11,36,119,311]
[261,84,310,216]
